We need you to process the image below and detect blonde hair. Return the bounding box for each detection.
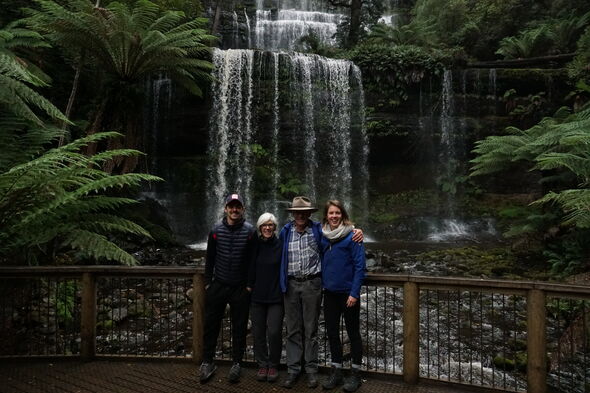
[256,212,278,235]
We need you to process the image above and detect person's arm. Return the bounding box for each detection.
[347,239,366,305]
[351,228,363,243]
[204,231,216,287]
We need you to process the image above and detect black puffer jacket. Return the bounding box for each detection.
[205,217,256,286]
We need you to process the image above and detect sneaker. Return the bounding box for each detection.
[267,367,279,382]
[322,367,343,389]
[307,373,318,388]
[228,362,241,383]
[256,367,268,381]
[342,369,362,392]
[199,362,217,383]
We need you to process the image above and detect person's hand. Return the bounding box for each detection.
[351,228,363,242]
[346,296,358,307]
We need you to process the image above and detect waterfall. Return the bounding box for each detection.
[206,49,367,224]
[254,5,342,50]
[488,68,497,99]
[147,75,172,173]
[244,10,251,49]
[429,70,471,241]
[207,49,255,224]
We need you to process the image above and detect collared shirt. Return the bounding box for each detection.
[287,223,320,277]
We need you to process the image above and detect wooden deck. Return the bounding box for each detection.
[0,360,491,393]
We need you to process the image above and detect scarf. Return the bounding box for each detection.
[322,223,353,243]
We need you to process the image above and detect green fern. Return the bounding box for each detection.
[0,127,163,265]
[471,104,590,230]
[0,23,66,124]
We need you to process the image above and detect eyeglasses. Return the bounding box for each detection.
[260,224,275,228]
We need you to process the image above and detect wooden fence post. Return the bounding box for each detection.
[403,281,419,384]
[80,272,96,359]
[192,273,206,364]
[527,289,547,393]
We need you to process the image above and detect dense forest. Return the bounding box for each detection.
[0,0,589,280]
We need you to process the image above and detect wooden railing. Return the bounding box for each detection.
[1,266,589,393]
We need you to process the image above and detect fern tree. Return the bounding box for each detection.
[25,0,215,172]
[471,104,590,230]
[0,23,162,266]
[471,104,590,274]
[0,127,162,265]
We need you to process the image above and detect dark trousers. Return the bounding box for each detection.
[250,302,284,368]
[323,290,362,366]
[202,281,250,363]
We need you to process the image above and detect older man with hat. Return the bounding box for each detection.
[199,193,256,384]
[279,196,362,388]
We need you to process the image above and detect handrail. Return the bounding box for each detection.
[2,266,589,297]
[0,266,588,393]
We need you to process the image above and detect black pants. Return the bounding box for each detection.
[250,302,284,368]
[323,290,362,365]
[202,281,250,363]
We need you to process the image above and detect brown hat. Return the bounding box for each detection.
[286,196,318,212]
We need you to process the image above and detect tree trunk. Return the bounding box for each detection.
[84,100,107,157]
[348,0,362,47]
[212,1,224,35]
[59,52,85,147]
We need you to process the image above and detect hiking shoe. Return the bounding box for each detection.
[228,362,241,383]
[322,367,343,389]
[199,362,217,383]
[282,373,299,388]
[267,367,279,382]
[342,369,362,392]
[256,367,268,381]
[307,373,318,388]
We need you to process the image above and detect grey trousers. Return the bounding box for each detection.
[250,302,284,368]
[283,277,322,374]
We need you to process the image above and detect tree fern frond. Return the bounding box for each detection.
[63,229,138,265]
[80,214,152,238]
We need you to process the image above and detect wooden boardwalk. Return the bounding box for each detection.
[0,360,490,393]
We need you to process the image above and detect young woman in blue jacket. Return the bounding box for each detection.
[320,200,366,392]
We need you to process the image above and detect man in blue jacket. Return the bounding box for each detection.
[279,196,362,389]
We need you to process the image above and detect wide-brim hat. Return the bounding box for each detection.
[286,196,318,212]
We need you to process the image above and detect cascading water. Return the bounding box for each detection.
[254,0,343,51]
[254,10,341,51]
[206,49,367,226]
[428,70,470,241]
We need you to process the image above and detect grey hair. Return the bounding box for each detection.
[256,212,278,235]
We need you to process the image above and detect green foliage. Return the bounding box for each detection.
[366,20,438,47]
[568,27,590,83]
[412,0,468,46]
[496,26,551,59]
[295,32,340,58]
[0,23,67,124]
[347,43,444,107]
[543,232,590,275]
[278,178,308,199]
[0,128,162,265]
[25,0,215,98]
[55,280,77,325]
[496,11,590,59]
[471,103,590,232]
